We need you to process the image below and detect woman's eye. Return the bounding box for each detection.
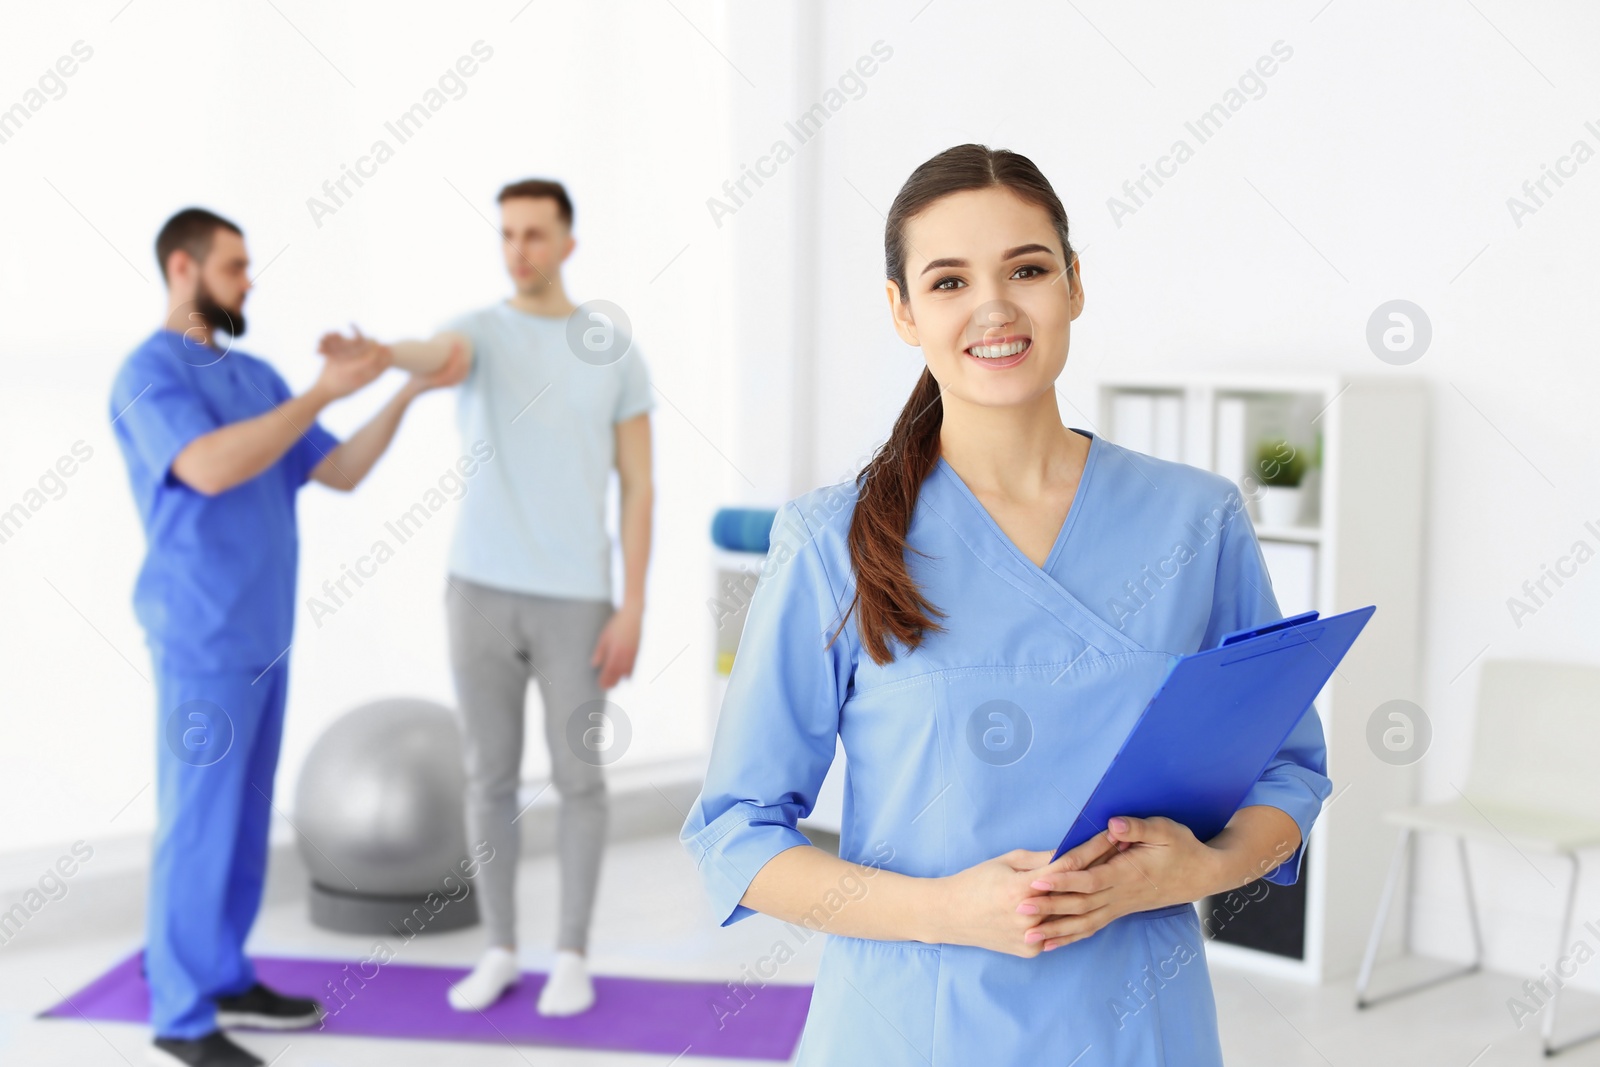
[933,266,1048,290]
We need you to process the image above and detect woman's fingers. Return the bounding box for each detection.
[1108,815,1188,845]
[1023,906,1113,947]
[1025,817,1182,890]
[1023,834,1117,889]
[1004,848,1056,871]
[1017,885,1115,918]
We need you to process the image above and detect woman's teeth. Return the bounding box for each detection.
[968,339,1029,359]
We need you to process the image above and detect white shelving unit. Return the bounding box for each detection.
[1096,372,1429,984]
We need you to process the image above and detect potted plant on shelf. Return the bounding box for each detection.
[1254,438,1308,527]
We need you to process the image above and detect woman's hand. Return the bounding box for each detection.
[1017,816,1223,952]
[932,847,1108,957]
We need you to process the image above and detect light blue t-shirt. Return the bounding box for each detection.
[440,301,653,601]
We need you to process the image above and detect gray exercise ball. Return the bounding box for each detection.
[294,697,480,935]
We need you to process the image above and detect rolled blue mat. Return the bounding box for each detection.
[710,507,778,553]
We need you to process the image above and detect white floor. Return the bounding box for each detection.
[4,831,1598,1066]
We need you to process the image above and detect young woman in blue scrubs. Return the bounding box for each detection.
[680,144,1332,1065]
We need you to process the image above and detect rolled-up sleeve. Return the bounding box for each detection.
[1205,494,1333,886]
[681,501,854,926]
[1237,702,1333,885]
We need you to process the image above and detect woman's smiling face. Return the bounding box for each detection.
[886,185,1083,409]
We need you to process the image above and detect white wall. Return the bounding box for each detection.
[728,0,1600,988]
[0,0,733,852]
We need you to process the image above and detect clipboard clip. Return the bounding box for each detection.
[1218,609,1320,647]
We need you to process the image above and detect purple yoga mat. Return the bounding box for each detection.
[41,950,812,1060]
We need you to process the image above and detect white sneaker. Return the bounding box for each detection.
[447,946,520,1012]
[536,949,595,1016]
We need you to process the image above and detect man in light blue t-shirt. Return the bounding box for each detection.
[320,179,653,1017]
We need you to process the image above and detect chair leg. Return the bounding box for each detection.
[1355,828,1483,1009]
[1543,853,1600,1057]
[1459,837,1483,971]
[1356,828,1410,1007]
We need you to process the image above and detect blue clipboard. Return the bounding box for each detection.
[1050,605,1375,863]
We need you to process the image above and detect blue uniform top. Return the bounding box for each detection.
[109,329,340,673]
[681,430,1333,1065]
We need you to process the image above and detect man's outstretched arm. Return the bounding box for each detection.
[320,326,472,376]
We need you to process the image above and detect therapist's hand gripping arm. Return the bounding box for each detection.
[308,338,471,490]
[169,344,390,496]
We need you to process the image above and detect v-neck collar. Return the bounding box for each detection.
[924,429,1141,656]
[933,428,1100,578]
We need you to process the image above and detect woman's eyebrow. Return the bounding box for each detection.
[919,243,1056,275]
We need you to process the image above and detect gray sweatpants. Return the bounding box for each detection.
[444,575,613,953]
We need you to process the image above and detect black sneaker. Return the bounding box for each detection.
[214,982,326,1030]
[148,1030,263,1067]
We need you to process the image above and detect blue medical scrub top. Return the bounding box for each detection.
[682,431,1333,1065]
[109,328,340,673]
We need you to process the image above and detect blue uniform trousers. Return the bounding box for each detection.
[145,656,289,1039]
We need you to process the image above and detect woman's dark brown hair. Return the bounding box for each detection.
[839,143,1077,666]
